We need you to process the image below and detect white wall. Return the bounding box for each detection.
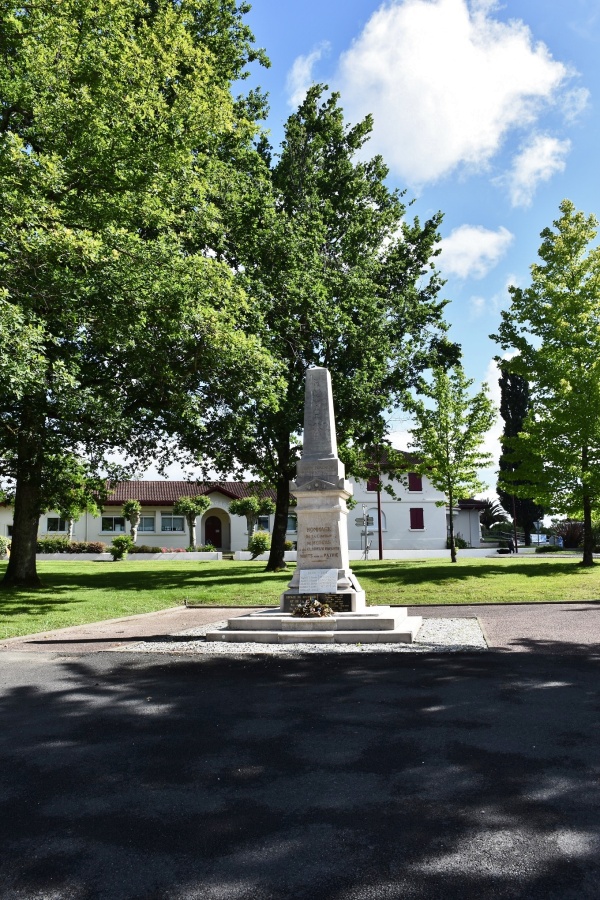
[349,474,447,551]
[0,491,298,553]
[451,508,482,548]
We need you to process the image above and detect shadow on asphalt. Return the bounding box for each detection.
[1,646,599,900]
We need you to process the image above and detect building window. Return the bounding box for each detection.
[366,476,379,492]
[47,517,67,532]
[161,515,185,533]
[257,515,270,532]
[101,516,126,533]
[409,508,425,530]
[138,516,155,532]
[287,514,297,533]
[408,472,423,492]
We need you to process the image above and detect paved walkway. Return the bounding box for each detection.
[2,602,600,654]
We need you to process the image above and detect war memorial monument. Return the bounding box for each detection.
[207,367,422,644]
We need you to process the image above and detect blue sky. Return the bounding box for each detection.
[231,0,600,488]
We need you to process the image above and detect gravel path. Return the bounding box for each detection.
[112,616,487,655]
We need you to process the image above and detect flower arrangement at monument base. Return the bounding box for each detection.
[292,598,334,618]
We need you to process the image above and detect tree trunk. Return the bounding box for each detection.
[3,428,43,587]
[188,518,196,549]
[523,528,532,547]
[266,473,289,571]
[246,515,255,546]
[68,518,75,541]
[448,488,457,563]
[581,445,594,567]
[582,490,594,567]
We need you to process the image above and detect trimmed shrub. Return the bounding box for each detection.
[110,534,134,561]
[195,544,216,552]
[130,545,163,553]
[36,539,106,554]
[248,530,271,559]
[0,535,10,558]
[446,534,469,550]
[36,537,70,553]
[284,540,294,551]
[84,542,106,553]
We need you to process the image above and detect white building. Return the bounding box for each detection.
[0,470,485,553]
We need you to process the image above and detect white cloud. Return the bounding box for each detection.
[504,133,571,207]
[286,42,331,109]
[440,224,514,279]
[560,87,590,124]
[336,0,571,186]
[468,273,518,318]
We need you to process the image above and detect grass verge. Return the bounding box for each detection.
[0,557,598,639]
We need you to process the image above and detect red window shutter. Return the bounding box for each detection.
[366,476,379,492]
[408,472,422,491]
[410,508,424,530]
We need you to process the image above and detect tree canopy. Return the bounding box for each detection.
[176,86,458,569]
[173,495,211,548]
[497,365,544,545]
[404,364,495,563]
[0,0,275,585]
[493,199,600,566]
[229,495,276,544]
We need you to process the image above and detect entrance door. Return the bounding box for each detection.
[204,515,222,548]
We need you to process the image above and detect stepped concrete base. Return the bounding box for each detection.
[205,607,423,644]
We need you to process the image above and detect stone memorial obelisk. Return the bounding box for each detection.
[205,366,422,643]
[281,367,366,613]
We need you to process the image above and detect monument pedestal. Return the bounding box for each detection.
[205,607,423,644]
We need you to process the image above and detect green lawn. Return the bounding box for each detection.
[0,557,599,639]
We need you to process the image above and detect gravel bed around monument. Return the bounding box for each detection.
[112,616,487,655]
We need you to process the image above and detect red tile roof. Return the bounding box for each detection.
[102,481,276,507]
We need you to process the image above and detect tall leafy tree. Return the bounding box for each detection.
[0,0,275,586]
[494,200,600,567]
[404,364,496,563]
[229,495,276,545]
[173,496,211,549]
[497,365,544,545]
[181,87,458,569]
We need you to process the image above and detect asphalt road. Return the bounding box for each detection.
[1,632,600,899]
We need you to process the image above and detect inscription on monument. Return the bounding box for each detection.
[300,524,339,564]
[299,568,339,594]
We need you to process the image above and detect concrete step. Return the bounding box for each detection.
[231,615,400,632]
[205,620,422,645]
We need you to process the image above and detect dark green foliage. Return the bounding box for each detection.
[497,366,544,545]
[480,498,509,532]
[0,0,273,586]
[494,200,600,566]
[552,520,584,549]
[188,86,457,569]
[36,539,106,553]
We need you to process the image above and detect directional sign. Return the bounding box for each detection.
[355,516,374,525]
